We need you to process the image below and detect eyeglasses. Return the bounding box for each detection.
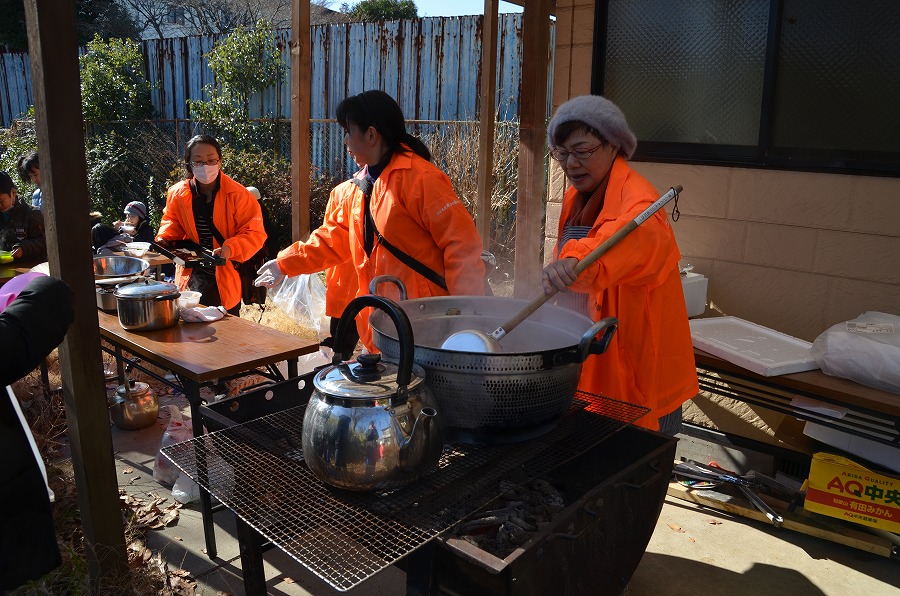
[190,158,220,167]
[550,143,606,162]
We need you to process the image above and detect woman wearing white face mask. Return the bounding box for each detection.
[156,134,266,315]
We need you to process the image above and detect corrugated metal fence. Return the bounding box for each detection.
[2,14,546,129]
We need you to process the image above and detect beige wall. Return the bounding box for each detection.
[548,0,900,342]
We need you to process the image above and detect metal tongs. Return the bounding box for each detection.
[674,460,785,527]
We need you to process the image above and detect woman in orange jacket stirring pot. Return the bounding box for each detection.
[255,90,485,351]
[540,95,698,434]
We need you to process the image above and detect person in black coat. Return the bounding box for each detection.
[0,275,75,590]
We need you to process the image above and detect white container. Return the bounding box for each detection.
[176,290,202,310]
[690,316,819,376]
[681,272,708,318]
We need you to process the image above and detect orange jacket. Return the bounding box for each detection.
[555,157,698,430]
[157,173,266,311]
[277,150,485,349]
[323,180,359,319]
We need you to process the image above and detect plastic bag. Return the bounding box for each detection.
[268,273,329,342]
[153,405,193,487]
[811,311,900,394]
[172,471,200,503]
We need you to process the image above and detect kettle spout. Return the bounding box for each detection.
[397,407,440,471]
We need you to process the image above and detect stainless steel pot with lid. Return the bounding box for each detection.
[368,276,618,445]
[302,295,443,491]
[114,279,181,331]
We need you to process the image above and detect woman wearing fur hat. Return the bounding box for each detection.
[540,95,698,435]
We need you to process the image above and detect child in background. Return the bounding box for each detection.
[113,201,155,243]
[15,152,42,211]
[91,201,155,253]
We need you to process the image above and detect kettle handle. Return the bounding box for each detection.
[333,295,415,388]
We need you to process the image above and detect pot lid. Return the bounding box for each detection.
[114,279,179,300]
[314,353,424,400]
[116,379,152,397]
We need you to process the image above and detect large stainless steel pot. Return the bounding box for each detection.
[302,295,444,491]
[368,276,617,444]
[114,279,181,331]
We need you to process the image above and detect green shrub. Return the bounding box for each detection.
[80,35,153,123]
[188,21,285,152]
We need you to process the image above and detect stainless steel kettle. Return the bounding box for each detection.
[301,295,443,491]
[109,379,159,430]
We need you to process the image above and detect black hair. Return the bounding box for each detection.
[0,171,15,195]
[15,151,39,183]
[183,134,222,177]
[551,120,608,148]
[336,90,432,162]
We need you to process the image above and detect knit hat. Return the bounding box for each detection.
[547,95,637,159]
[124,201,147,220]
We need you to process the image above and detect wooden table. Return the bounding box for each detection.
[97,309,319,557]
[694,347,900,447]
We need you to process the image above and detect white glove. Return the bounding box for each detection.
[254,259,285,288]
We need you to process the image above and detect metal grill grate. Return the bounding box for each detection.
[163,391,648,592]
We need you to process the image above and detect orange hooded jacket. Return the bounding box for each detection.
[555,157,698,430]
[156,173,266,311]
[277,149,485,350]
[323,180,359,320]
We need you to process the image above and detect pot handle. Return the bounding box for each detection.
[333,295,415,387]
[154,292,181,301]
[368,275,408,301]
[576,317,618,362]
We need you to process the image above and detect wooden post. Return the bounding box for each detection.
[476,0,500,248]
[292,0,312,241]
[23,0,127,586]
[514,0,554,297]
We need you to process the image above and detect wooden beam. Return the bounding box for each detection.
[23,0,126,586]
[476,0,499,247]
[292,0,312,241]
[514,0,553,297]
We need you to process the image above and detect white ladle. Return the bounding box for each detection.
[441,185,683,353]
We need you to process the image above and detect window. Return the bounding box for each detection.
[592,0,900,176]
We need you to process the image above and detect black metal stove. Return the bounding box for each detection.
[163,376,658,593]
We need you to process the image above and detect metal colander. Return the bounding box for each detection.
[370,295,618,444]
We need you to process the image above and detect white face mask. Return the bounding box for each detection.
[193,164,220,185]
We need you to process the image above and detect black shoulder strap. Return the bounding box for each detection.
[192,181,226,246]
[351,177,448,291]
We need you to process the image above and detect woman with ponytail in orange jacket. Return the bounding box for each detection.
[255,90,485,351]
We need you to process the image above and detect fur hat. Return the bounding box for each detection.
[547,95,637,159]
[124,201,147,220]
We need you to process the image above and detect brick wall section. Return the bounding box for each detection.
[546,0,900,342]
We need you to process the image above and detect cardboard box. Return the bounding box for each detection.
[805,452,900,534]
